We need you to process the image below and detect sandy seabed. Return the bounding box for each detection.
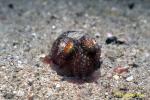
[0,0,150,99]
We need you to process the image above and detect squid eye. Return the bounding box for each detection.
[59,38,74,54]
[64,41,74,54]
[80,36,96,49]
[83,39,96,48]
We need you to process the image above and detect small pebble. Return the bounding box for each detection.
[16,90,24,96]
[105,33,125,45]
[95,32,101,38]
[17,61,24,68]
[38,54,46,58]
[144,52,150,57]
[105,92,109,95]
[31,32,37,38]
[116,39,126,45]
[8,3,14,9]
[18,60,22,64]
[113,75,120,80]
[56,84,60,88]
[126,76,133,82]
[105,36,117,44]
[50,15,58,20]
[46,91,52,97]
[52,25,56,29]
[113,66,129,74]
[28,81,33,86]
[128,3,135,10]
[106,33,117,44]
[3,93,14,99]
[107,32,113,38]
[107,73,113,79]
[129,63,139,68]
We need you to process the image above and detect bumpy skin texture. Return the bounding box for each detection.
[50,31,101,78]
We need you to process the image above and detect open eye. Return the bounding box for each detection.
[80,35,96,50]
[58,38,74,55]
[64,41,74,54]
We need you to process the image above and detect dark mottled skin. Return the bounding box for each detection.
[50,31,101,79]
